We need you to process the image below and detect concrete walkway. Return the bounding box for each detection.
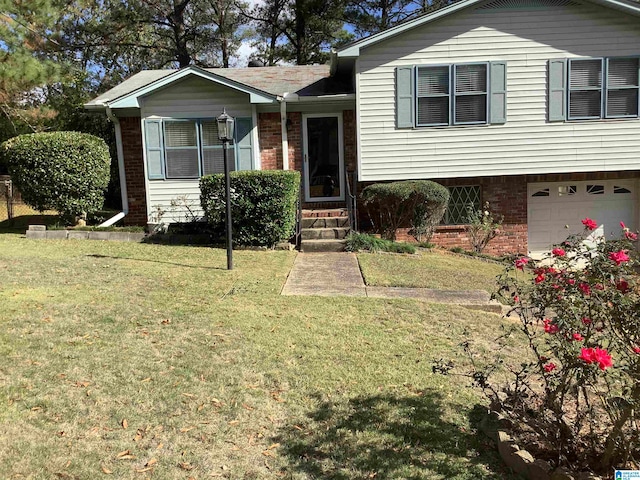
[281,253,502,313]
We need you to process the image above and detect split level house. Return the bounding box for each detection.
[86,0,640,256]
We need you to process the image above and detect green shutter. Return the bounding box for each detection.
[234,117,254,171]
[144,119,165,179]
[396,66,414,128]
[489,61,507,124]
[548,59,567,121]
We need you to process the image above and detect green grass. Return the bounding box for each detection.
[0,235,523,479]
[358,249,507,293]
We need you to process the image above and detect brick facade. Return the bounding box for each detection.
[390,171,640,255]
[119,117,148,226]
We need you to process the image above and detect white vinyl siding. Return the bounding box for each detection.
[356,1,640,181]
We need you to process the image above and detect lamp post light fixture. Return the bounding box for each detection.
[217,108,235,270]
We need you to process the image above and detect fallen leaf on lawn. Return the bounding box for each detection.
[293,425,303,431]
[262,450,274,457]
[181,393,195,398]
[180,426,195,432]
[213,333,225,337]
[101,465,112,474]
[133,431,143,442]
[31,406,42,411]
[145,458,157,467]
[156,443,163,450]
[116,450,130,458]
[121,419,128,429]
[197,404,205,412]
[135,467,154,473]
[161,319,171,324]
[242,404,253,411]
[228,420,239,426]
[268,443,280,450]
[140,377,151,383]
[75,381,91,388]
[57,431,65,437]
[178,462,193,470]
[118,455,136,460]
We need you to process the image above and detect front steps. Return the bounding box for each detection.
[301,209,350,252]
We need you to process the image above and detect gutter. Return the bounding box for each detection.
[98,105,129,227]
[280,93,289,170]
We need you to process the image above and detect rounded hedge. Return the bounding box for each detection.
[362,180,449,241]
[0,131,111,220]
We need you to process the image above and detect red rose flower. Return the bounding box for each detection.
[609,250,630,266]
[552,248,566,257]
[582,218,597,230]
[581,317,592,325]
[567,279,576,285]
[543,319,559,334]
[572,333,584,342]
[579,347,613,370]
[543,362,557,373]
[616,279,630,293]
[514,257,529,270]
[625,231,638,241]
[535,274,546,284]
[579,283,591,295]
[633,347,640,354]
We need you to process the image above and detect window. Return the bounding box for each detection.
[144,118,250,180]
[444,185,481,225]
[587,184,605,195]
[416,64,488,126]
[558,185,576,196]
[531,188,550,197]
[558,57,640,121]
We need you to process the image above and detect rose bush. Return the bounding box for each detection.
[436,219,640,474]
[488,218,640,473]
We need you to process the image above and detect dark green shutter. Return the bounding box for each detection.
[234,117,254,171]
[396,66,414,128]
[548,59,567,121]
[144,119,165,179]
[489,61,507,124]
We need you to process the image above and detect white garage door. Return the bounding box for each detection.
[528,179,637,254]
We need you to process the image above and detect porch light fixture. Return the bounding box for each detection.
[217,108,235,270]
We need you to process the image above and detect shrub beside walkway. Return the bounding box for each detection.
[282,253,502,313]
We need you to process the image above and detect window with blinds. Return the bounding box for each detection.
[566,57,640,120]
[164,121,200,178]
[201,121,235,175]
[415,63,488,126]
[606,58,639,118]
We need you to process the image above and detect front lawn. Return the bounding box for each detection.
[358,249,507,293]
[0,235,522,479]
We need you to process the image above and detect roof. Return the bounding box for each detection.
[335,0,640,57]
[86,64,341,109]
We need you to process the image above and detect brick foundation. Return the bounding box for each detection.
[119,117,147,226]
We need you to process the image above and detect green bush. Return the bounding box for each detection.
[345,233,416,254]
[361,180,449,241]
[0,132,111,222]
[200,170,300,247]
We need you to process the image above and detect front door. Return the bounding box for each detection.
[302,113,345,202]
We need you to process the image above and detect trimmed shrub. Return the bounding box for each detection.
[361,180,449,241]
[200,170,300,247]
[345,233,416,254]
[0,132,110,222]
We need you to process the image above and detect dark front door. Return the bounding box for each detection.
[303,114,344,202]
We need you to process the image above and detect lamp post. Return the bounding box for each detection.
[217,108,235,270]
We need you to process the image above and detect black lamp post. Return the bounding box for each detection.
[217,108,235,270]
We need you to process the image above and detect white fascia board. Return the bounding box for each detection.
[336,0,640,58]
[283,93,356,103]
[107,67,277,109]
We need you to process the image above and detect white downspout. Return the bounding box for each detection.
[99,105,129,227]
[280,94,289,170]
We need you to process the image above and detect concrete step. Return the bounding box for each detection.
[302,208,348,218]
[301,239,346,253]
[301,216,350,229]
[301,227,350,240]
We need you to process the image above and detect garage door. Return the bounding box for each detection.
[528,179,637,254]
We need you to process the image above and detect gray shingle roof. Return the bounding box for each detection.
[86,64,349,107]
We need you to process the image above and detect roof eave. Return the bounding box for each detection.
[94,66,278,110]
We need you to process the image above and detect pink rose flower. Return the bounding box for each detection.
[582,218,597,231]
[552,248,566,257]
[543,362,557,373]
[609,250,630,266]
